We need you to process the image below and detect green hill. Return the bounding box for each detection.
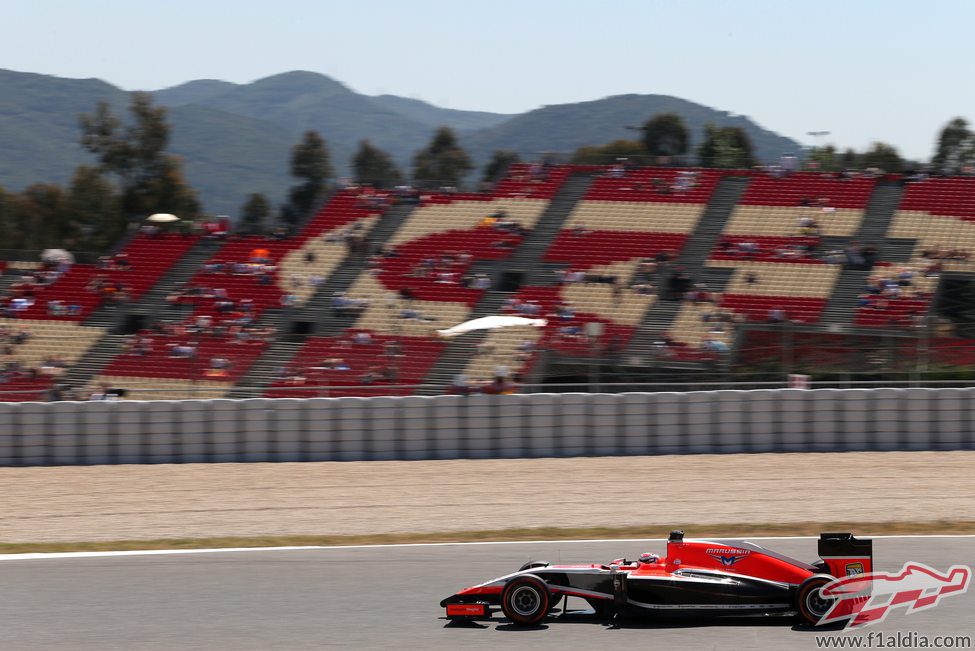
[152,79,238,107]
[368,94,512,132]
[0,68,803,217]
[0,69,128,192]
[461,93,801,164]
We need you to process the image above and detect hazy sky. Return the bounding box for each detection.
[5,0,972,160]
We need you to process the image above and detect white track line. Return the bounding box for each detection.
[0,534,973,562]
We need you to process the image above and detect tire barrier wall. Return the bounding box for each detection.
[0,387,973,466]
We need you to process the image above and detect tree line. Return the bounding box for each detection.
[0,92,972,254]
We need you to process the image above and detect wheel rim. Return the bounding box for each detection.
[510,586,541,616]
[804,584,833,619]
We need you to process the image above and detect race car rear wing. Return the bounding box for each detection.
[818,532,873,576]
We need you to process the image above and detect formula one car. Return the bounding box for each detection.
[441,531,872,626]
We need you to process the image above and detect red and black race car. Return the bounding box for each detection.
[441,531,873,626]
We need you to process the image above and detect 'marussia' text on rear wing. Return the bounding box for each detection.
[818,532,873,576]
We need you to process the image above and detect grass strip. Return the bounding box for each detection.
[1,520,973,554]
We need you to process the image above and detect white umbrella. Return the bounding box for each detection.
[147,213,180,223]
[436,316,547,338]
[40,248,74,264]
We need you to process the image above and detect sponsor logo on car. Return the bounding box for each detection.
[705,547,751,567]
[818,562,971,628]
[844,562,864,576]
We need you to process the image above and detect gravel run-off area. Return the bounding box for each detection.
[0,451,972,543]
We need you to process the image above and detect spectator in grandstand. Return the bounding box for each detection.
[631,280,656,295]
[10,297,33,313]
[479,214,500,229]
[517,339,536,354]
[398,287,416,304]
[399,307,435,321]
[767,308,787,324]
[862,244,878,268]
[449,373,472,395]
[45,383,72,401]
[195,314,213,331]
[638,259,658,276]
[373,244,396,260]
[209,356,230,370]
[687,285,716,305]
[89,382,124,401]
[673,170,698,192]
[353,331,373,345]
[845,242,866,267]
[924,260,943,277]
[170,343,197,358]
[572,223,591,237]
[797,215,821,236]
[383,339,403,358]
[700,336,729,354]
[824,249,845,265]
[738,241,760,257]
[654,332,677,358]
[472,274,491,290]
[557,324,584,341]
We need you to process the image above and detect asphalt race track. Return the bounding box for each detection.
[0,537,972,650]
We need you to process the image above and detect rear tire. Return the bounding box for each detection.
[795,574,836,626]
[501,575,551,626]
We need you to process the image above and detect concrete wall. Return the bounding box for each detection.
[0,388,972,466]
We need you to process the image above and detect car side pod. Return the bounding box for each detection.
[818,533,873,577]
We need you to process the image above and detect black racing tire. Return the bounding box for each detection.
[501,574,551,626]
[795,574,837,626]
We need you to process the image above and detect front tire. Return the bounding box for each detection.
[501,575,551,626]
[795,574,836,626]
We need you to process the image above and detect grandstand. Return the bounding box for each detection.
[266,165,570,397]
[3,165,975,401]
